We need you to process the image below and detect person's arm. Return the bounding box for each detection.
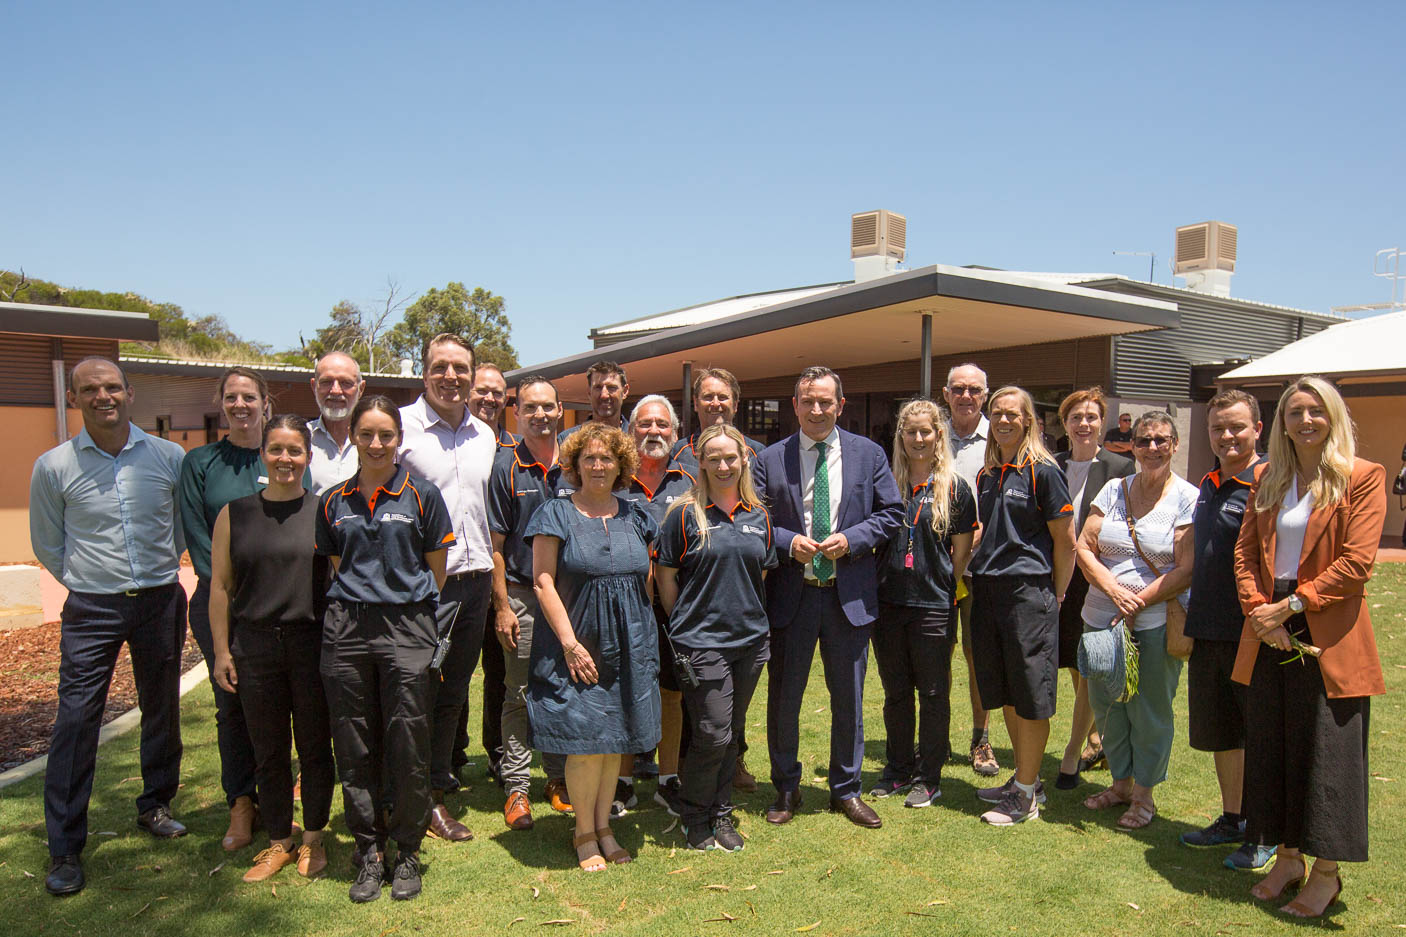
[1048,515,1075,603]
[209,506,238,693]
[1296,462,1388,610]
[490,531,519,651]
[1076,511,1145,618]
[950,531,974,582]
[827,446,904,559]
[656,565,680,615]
[28,461,67,580]
[1135,522,1195,605]
[532,535,598,684]
[753,450,803,560]
[178,450,213,577]
[424,549,448,592]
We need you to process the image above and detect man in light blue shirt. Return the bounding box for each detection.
[29,357,191,897]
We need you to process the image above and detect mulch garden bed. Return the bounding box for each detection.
[0,621,204,772]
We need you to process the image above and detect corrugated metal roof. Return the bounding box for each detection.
[590,282,850,337]
[120,355,420,383]
[1001,272,1345,323]
[1217,310,1406,381]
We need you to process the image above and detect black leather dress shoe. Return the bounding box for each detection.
[765,789,802,825]
[136,806,188,839]
[830,796,882,828]
[46,855,85,896]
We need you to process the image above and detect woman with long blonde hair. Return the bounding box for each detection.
[869,400,977,808]
[655,424,776,851]
[966,386,1076,825]
[1232,376,1387,918]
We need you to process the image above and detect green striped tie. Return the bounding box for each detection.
[812,441,833,582]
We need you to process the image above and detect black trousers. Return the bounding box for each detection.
[189,577,258,806]
[871,603,954,786]
[322,600,437,854]
[478,605,507,773]
[429,572,491,792]
[1244,620,1371,861]
[679,642,767,827]
[233,624,335,839]
[45,584,186,857]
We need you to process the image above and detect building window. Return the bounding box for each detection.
[155,415,172,439]
[742,399,781,445]
[204,413,221,443]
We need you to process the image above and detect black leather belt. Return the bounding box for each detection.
[803,579,836,589]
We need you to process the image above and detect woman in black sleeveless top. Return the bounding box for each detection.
[209,415,333,883]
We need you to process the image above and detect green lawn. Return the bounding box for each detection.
[3,564,1404,937]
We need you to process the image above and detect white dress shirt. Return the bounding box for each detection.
[950,414,990,498]
[798,427,843,581]
[307,417,359,495]
[398,396,495,575]
[1274,477,1315,581]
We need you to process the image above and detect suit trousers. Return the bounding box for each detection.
[429,572,491,793]
[233,624,335,838]
[767,583,870,800]
[45,584,186,857]
[188,577,258,806]
[322,600,437,855]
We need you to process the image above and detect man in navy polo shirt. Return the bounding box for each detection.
[1179,389,1273,871]
[558,360,629,443]
[487,375,574,829]
[670,367,766,473]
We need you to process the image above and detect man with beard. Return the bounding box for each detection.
[307,351,366,495]
[615,395,695,816]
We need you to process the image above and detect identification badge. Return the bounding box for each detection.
[905,551,914,569]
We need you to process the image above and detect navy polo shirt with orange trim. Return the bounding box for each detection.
[621,466,695,526]
[668,431,765,474]
[654,499,777,651]
[879,476,978,610]
[487,440,571,585]
[1187,455,1267,641]
[316,465,455,605]
[968,457,1073,578]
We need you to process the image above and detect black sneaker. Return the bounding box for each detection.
[683,823,717,850]
[349,850,385,903]
[1180,813,1245,848]
[976,776,1047,805]
[1225,843,1276,871]
[610,779,637,818]
[904,781,941,808]
[390,851,421,901]
[868,777,913,798]
[653,777,684,817]
[711,816,744,852]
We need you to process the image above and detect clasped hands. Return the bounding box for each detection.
[1248,599,1295,652]
[790,533,849,564]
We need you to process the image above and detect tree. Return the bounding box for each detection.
[386,282,520,372]
[304,280,412,373]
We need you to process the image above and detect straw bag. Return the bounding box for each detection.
[1120,478,1193,661]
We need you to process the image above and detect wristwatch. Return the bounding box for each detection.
[1286,594,1305,614]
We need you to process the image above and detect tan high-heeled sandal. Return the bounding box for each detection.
[573,831,605,871]
[595,827,632,864]
[1281,864,1341,918]
[1250,855,1306,901]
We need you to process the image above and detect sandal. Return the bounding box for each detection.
[596,827,632,865]
[1281,864,1341,918]
[1251,855,1307,901]
[1082,787,1130,810]
[1116,800,1156,829]
[572,831,605,872]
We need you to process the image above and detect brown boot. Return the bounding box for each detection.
[243,842,296,882]
[222,796,258,852]
[733,756,758,793]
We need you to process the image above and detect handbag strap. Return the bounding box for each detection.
[1120,477,1169,577]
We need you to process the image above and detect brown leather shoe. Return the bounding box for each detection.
[243,842,296,882]
[427,803,473,842]
[765,789,802,825]
[830,795,882,828]
[545,778,573,814]
[504,791,534,831]
[222,797,257,851]
[296,838,327,878]
[733,756,758,794]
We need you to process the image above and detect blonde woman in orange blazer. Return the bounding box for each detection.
[1232,376,1387,920]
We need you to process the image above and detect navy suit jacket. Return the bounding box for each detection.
[753,428,904,628]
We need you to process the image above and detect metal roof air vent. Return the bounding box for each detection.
[1174,221,1236,296]
[851,210,906,282]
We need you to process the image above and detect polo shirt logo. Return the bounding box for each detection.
[1003,487,1029,501]
[380,512,415,524]
[741,524,766,535]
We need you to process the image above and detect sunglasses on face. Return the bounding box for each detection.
[1133,435,1173,449]
[947,385,985,398]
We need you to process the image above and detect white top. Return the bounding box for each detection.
[1274,478,1315,581]
[798,427,843,583]
[307,418,359,495]
[949,415,990,498]
[398,396,496,574]
[1065,458,1094,526]
[1081,475,1198,632]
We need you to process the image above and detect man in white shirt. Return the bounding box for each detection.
[307,351,365,495]
[943,363,998,777]
[398,333,496,844]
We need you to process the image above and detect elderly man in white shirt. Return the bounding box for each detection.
[398,333,497,844]
[307,351,365,495]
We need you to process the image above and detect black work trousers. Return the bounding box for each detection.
[45,584,186,857]
[189,577,258,806]
[678,642,768,828]
[233,624,335,839]
[322,600,437,855]
[871,603,954,786]
[478,604,507,774]
[429,572,491,793]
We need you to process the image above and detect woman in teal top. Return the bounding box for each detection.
[178,366,271,853]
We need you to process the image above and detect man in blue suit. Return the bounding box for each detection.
[752,366,904,828]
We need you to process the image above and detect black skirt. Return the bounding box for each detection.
[1243,609,1371,862]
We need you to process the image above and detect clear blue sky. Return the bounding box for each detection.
[8,1,1403,367]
